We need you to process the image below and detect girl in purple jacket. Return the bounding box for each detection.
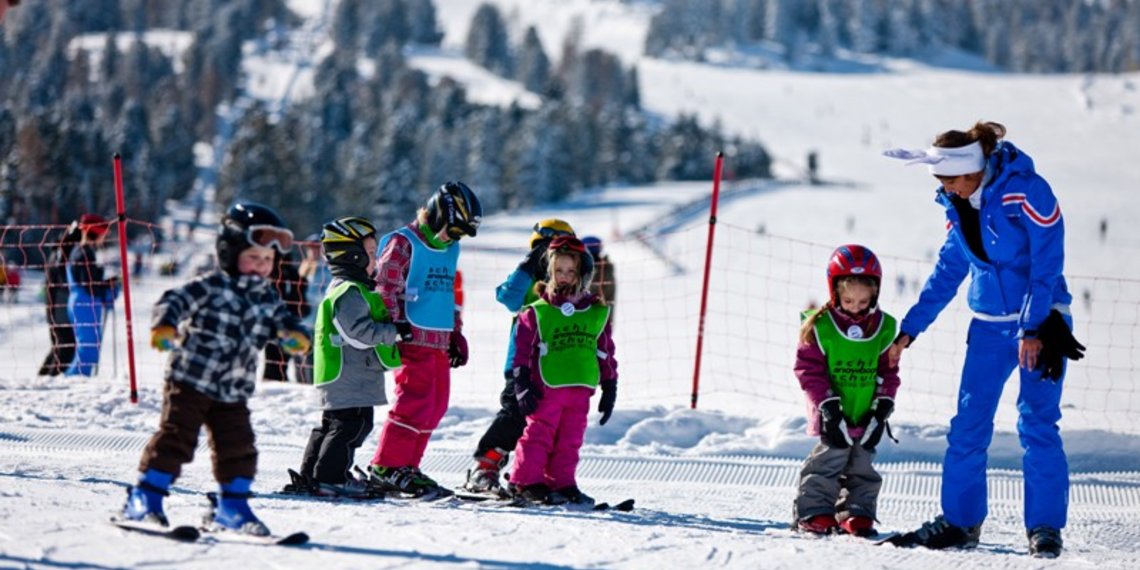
[793,245,901,536]
[507,236,618,506]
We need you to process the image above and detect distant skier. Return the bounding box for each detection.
[65,214,120,376]
[366,182,480,498]
[289,216,401,498]
[463,218,576,495]
[119,202,310,536]
[506,236,617,505]
[793,245,900,537]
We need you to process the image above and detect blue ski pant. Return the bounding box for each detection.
[66,292,108,376]
[941,317,1069,531]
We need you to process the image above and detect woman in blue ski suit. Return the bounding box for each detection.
[885,121,1079,558]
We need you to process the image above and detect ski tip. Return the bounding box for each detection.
[277,531,310,545]
[169,526,202,541]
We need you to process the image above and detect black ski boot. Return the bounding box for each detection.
[884,515,981,549]
[1028,526,1063,558]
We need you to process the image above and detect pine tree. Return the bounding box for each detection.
[515,26,550,95]
[465,3,513,77]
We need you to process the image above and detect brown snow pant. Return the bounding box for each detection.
[793,441,881,523]
[137,381,257,484]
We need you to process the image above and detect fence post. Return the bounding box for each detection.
[691,152,724,409]
[113,153,141,404]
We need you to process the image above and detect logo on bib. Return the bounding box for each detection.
[846,325,864,339]
[560,302,575,316]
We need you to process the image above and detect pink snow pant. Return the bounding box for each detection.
[509,385,593,490]
[371,344,451,468]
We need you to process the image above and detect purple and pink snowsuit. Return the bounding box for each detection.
[508,291,618,491]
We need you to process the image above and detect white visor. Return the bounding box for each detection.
[919,141,985,176]
[882,141,986,177]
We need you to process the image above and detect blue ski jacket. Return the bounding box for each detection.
[900,141,1071,340]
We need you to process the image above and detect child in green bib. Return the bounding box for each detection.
[793,245,901,537]
[287,216,401,499]
[507,236,618,506]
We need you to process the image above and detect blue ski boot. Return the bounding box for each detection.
[122,469,174,526]
[206,478,270,536]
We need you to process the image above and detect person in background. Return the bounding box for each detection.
[262,249,312,383]
[582,236,616,318]
[793,245,900,537]
[366,182,481,498]
[883,121,1084,558]
[507,236,617,505]
[65,214,120,376]
[118,202,309,536]
[463,218,576,495]
[39,221,83,376]
[297,235,329,384]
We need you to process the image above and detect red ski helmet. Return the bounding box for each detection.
[826,244,882,305]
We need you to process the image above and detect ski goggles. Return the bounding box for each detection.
[548,235,587,254]
[247,224,295,252]
[532,223,574,241]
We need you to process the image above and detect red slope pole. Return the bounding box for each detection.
[691,152,724,409]
[112,153,141,404]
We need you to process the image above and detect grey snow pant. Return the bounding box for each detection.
[793,441,881,523]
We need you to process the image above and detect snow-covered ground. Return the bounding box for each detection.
[4,0,1140,568]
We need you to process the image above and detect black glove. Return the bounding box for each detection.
[394,321,414,344]
[1037,309,1086,381]
[448,330,469,368]
[513,367,540,416]
[818,398,851,449]
[598,381,616,426]
[518,243,549,279]
[861,397,894,451]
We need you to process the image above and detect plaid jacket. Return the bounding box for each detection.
[153,271,306,403]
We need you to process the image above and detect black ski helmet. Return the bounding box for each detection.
[216,202,293,276]
[426,181,482,239]
[321,216,378,269]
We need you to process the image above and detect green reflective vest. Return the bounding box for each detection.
[805,309,897,424]
[314,281,401,386]
[533,299,611,388]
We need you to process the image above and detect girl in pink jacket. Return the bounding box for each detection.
[507,236,618,506]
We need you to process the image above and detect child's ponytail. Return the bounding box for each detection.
[799,301,831,346]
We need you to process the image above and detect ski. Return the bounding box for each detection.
[452,489,511,502]
[268,468,386,502]
[452,493,634,512]
[261,489,386,502]
[386,486,454,502]
[109,517,201,542]
[198,527,310,546]
[594,498,636,512]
